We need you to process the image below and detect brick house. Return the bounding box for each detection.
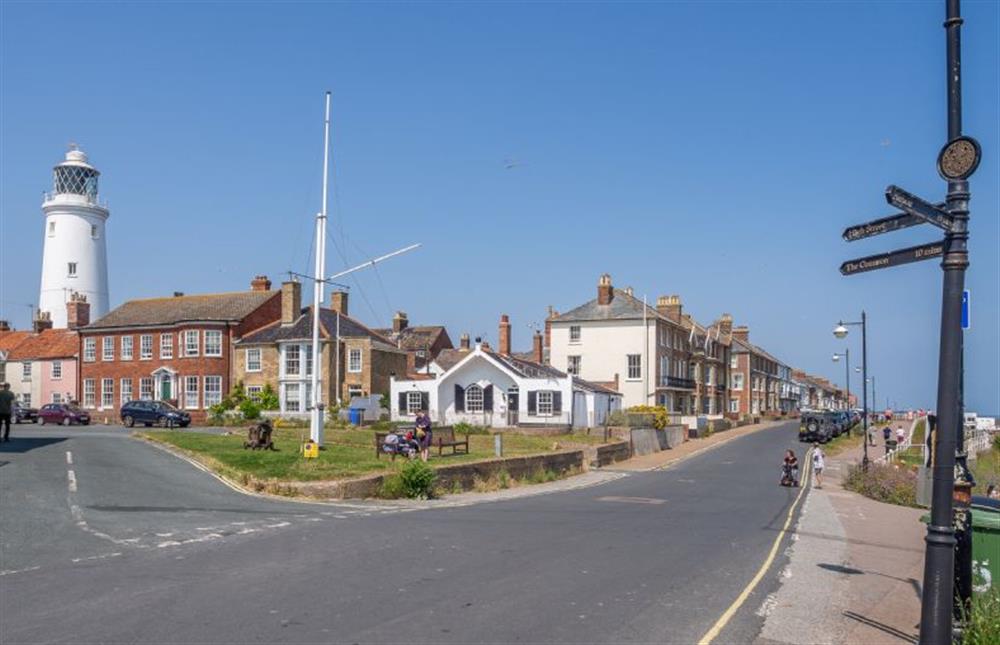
[234,282,407,415]
[373,311,453,374]
[78,276,281,423]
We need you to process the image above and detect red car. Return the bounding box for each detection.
[38,403,91,426]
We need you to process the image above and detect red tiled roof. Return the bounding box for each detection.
[8,329,79,360]
[0,330,31,354]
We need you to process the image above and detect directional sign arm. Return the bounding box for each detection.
[840,240,945,276]
[885,185,954,232]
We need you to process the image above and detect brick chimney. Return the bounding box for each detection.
[393,311,408,333]
[732,325,750,343]
[717,313,733,336]
[498,314,511,356]
[459,333,470,350]
[250,275,272,291]
[657,295,682,323]
[33,311,53,333]
[0,320,10,332]
[281,281,302,325]
[597,274,614,305]
[330,291,348,316]
[532,331,544,364]
[66,293,91,330]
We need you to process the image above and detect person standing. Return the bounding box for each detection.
[415,409,432,462]
[812,443,825,489]
[895,425,906,445]
[0,383,15,442]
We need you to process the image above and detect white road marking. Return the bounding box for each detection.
[67,470,78,493]
[0,566,42,577]
[596,496,667,505]
[66,451,73,465]
[71,552,122,563]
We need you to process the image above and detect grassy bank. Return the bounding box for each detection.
[140,426,605,484]
[971,438,1000,496]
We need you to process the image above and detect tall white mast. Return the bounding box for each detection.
[310,92,332,445]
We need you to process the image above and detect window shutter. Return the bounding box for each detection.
[553,391,563,414]
[421,392,429,412]
[527,391,537,416]
[454,384,465,412]
[398,392,406,413]
[483,385,494,411]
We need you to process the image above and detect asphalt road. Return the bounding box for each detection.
[0,421,809,644]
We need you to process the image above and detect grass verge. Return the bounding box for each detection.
[842,462,919,508]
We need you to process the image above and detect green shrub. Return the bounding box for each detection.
[498,469,511,490]
[398,460,437,499]
[961,587,1000,645]
[842,463,918,507]
[607,410,628,427]
[993,433,1000,452]
[379,473,406,499]
[454,422,489,435]
[239,399,261,420]
[626,405,670,430]
[257,384,280,411]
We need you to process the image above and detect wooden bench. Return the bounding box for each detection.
[433,427,469,457]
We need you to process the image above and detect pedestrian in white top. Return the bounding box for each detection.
[812,443,826,489]
[895,425,906,445]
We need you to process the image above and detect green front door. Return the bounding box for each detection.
[160,377,172,401]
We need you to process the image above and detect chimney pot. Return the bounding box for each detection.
[250,275,272,291]
[66,292,91,330]
[393,311,408,333]
[459,333,470,350]
[657,294,683,322]
[597,273,614,305]
[498,314,512,356]
[281,281,302,325]
[330,291,349,316]
[33,311,53,333]
[532,331,544,364]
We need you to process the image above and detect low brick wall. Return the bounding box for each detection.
[289,449,586,500]
[594,441,631,467]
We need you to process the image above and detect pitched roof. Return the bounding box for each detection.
[372,325,451,352]
[86,291,278,329]
[432,347,473,371]
[552,289,660,322]
[0,330,31,354]
[237,307,397,348]
[8,329,78,360]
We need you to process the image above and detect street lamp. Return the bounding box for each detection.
[833,311,868,467]
[832,350,850,414]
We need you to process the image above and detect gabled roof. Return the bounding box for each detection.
[237,307,397,348]
[86,291,278,329]
[372,325,452,353]
[433,347,473,371]
[552,289,660,323]
[8,329,78,360]
[0,330,31,355]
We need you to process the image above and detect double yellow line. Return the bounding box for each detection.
[696,449,814,645]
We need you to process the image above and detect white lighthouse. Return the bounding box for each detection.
[38,145,110,328]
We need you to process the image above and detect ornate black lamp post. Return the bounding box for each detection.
[833,312,868,467]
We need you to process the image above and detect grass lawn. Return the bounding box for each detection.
[140,426,606,483]
[971,443,1000,495]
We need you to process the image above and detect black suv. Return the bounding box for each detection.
[120,400,191,428]
[799,411,835,443]
[14,403,39,423]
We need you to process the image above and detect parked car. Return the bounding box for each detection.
[38,403,91,426]
[120,400,191,428]
[799,411,834,443]
[13,403,39,424]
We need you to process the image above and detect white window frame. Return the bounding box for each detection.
[569,326,581,343]
[52,392,63,404]
[347,385,363,400]
[102,336,114,361]
[627,354,641,380]
[283,383,301,413]
[465,384,484,413]
[120,378,133,405]
[246,348,262,372]
[120,335,134,361]
[83,379,96,408]
[68,262,77,277]
[246,385,263,402]
[84,337,96,362]
[159,333,173,359]
[184,375,199,409]
[407,391,423,415]
[537,390,554,416]
[284,345,301,376]
[101,378,114,408]
[140,377,153,401]
[567,355,581,376]
[184,330,200,357]
[22,362,32,380]
[347,348,362,373]
[51,360,62,379]
[204,330,222,357]
[204,376,222,407]
[730,354,739,369]
[140,334,153,360]
[730,399,740,414]
[732,373,745,390]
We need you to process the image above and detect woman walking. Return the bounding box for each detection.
[812,443,826,489]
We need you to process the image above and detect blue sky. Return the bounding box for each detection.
[1,1,997,413]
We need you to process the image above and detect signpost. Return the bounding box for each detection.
[885,185,955,231]
[840,241,945,276]
[841,207,941,242]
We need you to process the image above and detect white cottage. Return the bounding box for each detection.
[390,341,621,429]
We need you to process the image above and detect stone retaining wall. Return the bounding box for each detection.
[593,441,631,467]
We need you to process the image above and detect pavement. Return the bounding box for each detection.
[1,420,808,644]
[757,420,925,644]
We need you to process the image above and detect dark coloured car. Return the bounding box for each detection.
[38,403,91,426]
[120,400,191,428]
[799,412,834,443]
[13,403,39,424]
